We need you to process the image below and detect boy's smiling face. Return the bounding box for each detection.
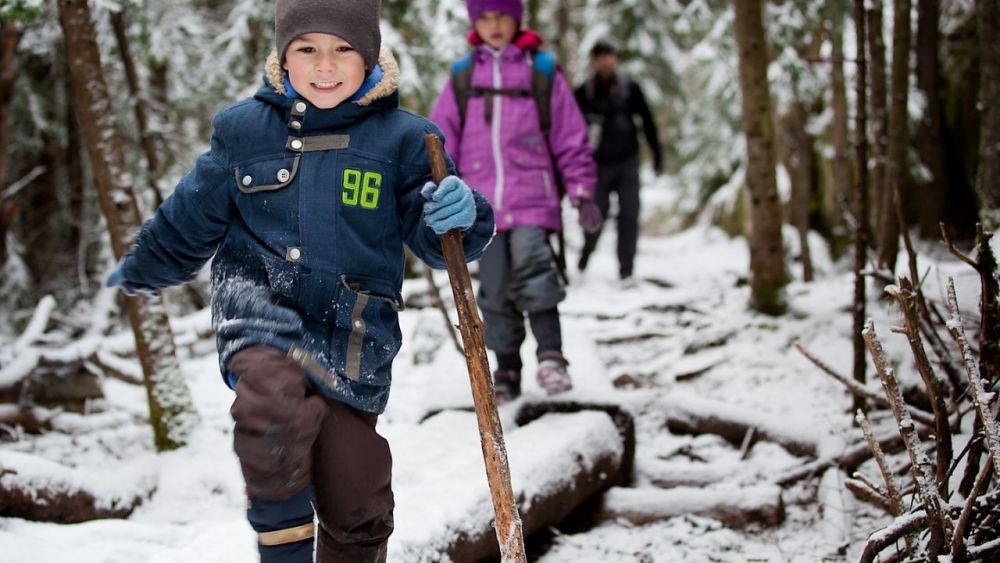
[283,33,366,109]
[475,11,518,50]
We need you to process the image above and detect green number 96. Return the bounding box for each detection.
[342,169,381,209]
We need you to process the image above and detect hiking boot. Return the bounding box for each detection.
[492,369,521,405]
[536,351,572,395]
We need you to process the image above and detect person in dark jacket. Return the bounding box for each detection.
[574,40,663,282]
[105,1,494,561]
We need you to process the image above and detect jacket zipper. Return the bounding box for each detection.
[490,51,506,211]
[542,169,553,198]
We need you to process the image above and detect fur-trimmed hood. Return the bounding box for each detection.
[263,48,400,107]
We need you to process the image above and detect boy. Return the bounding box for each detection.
[106,1,494,561]
[429,0,600,403]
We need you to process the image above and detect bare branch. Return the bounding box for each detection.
[857,410,902,515]
[846,477,894,513]
[952,462,994,562]
[794,342,935,426]
[863,319,949,555]
[945,278,1000,478]
[940,222,979,270]
[888,278,953,494]
[859,510,928,563]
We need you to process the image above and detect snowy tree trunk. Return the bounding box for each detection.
[57,0,198,452]
[913,0,947,238]
[877,0,912,272]
[732,0,787,315]
[867,1,889,235]
[979,0,1000,229]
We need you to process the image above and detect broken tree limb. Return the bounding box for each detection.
[595,485,785,528]
[863,319,948,558]
[795,342,935,426]
[0,451,146,523]
[775,432,907,487]
[662,392,818,458]
[421,264,462,356]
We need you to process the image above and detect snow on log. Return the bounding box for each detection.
[595,484,785,528]
[0,451,146,523]
[391,410,624,563]
[515,400,636,484]
[662,392,819,457]
[638,458,735,488]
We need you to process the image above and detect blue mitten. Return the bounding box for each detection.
[422,175,476,235]
[106,261,160,298]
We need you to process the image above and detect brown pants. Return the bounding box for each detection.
[230,346,394,562]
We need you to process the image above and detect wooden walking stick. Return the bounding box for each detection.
[425,134,527,562]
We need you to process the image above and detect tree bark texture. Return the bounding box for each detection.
[867,1,889,233]
[783,102,815,282]
[0,22,20,266]
[732,0,787,315]
[828,0,853,236]
[57,0,197,452]
[979,0,1000,229]
[913,0,948,237]
[853,0,871,411]
[878,0,912,272]
[109,8,164,208]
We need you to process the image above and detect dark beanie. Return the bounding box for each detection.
[466,0,523,25]
[590,41,617,58]
[275,0,381,71]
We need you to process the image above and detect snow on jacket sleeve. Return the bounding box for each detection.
[121,129,234,288]
[428,79,464,167]
[546,70,597,201]
[396,121,495,271]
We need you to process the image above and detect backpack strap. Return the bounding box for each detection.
[530,50,557,135]
[451,55,474,130]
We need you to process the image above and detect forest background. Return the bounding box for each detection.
[1,0,999,560]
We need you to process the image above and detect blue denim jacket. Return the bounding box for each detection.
[119,52,494,413]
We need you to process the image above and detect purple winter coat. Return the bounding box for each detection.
[430,42,596,234]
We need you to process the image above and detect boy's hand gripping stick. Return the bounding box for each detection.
[425,134,527,563]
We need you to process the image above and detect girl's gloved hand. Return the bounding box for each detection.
[573,198,603,234]
[106,261,160,297]
[422,175,476,235]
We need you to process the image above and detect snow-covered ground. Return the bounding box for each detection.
[0,174,983,562]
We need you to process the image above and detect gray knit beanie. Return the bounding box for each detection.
[275,0,382,72]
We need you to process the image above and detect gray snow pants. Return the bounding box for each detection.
[579,155,641,278]
[477,227,566,371]
[230,346,394,563]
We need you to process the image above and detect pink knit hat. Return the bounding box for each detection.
[466,0,523,24]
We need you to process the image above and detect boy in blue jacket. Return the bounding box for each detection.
[106,1,494,561]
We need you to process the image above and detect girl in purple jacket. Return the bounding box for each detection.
[430,0,601,402]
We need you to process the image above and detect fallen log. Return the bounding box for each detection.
[0,451,145,522]
[391,410,624,563]
[639,459,736,488]
[663,392,819,457]
[595,485,785,528]
[515,400,635,485]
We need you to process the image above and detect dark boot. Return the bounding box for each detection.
[492,369,522,404]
